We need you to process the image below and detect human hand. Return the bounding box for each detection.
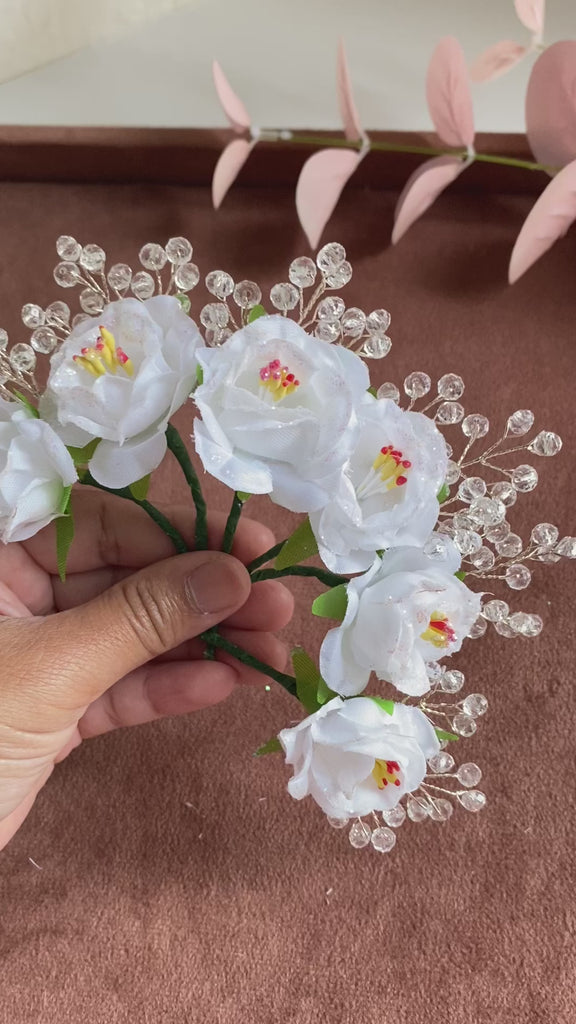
[0,489,293,849]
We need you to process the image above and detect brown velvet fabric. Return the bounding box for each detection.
[0,174,575,1024]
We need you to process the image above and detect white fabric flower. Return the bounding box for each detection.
[279,696,439,818]
[0,399,77,543]
[193,315,369,512]
[41,296,203,489]
[320,541,482,698]
[309,395,447,572]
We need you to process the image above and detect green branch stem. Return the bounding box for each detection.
[222,492,244,554]
[82,473,189,554]
[165,424,208,550]
[201,629,298,697]
[247,539,289,573]
[251,565,347,588]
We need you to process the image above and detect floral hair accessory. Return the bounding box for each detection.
[1,234,572,853]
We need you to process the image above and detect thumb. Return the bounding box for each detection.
[35,551,251,706]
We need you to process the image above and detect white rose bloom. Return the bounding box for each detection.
[0,400,77,543]
[41,296,202,489]
[193,315,369,512]
[279,696,439,819]
[309,395,447,573]
[320,541,482,698]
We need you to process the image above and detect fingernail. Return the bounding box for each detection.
[185,559,244,614]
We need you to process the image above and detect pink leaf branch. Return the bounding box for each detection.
[514,0,546,37]
[337,39,364,142]
[296,148,364,248]
[470,41,528,83]
[426,37,475,149]
[392,155,466,244]
[212,139,255,208]
[526,42,576,169]
[509,158,576,283]
[213,60,251,133]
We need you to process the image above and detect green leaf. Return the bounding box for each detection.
[254,736,282,757]
[129,474,151,501]
[454,570,466,581]
[55,507,75,583]
[275,517,319,570]
[292,648,324,714]
[368,695,395,716]
[367,385,378,398]
[316,676,337,706]
[437,483,450,504]
[67,438,100,466]
[13,390,39,417]
[435,728,459,743]
[57,484,73,516]
[237,491,251,503]
[248,304,267,323]
[311,583,348,621]
[196,364,204,386]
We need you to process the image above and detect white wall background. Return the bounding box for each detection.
[0,0,573,132]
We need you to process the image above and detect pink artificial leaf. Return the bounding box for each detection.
[514,0,545,35]
[213,60,251,133]
[392,156,465,244]
[337,39,363,141]
[509,158,576,283]
[426,37,475,148]
[469,41,527,82]
[526,42,576,169]
[212,138,254,208]
[296,148,363,248]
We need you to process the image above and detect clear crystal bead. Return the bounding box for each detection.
[453,713,477,737]
[377,382,400,402]
[30,327,57,354]
[406,795,429,822]
[445,460,461,484]
[531,523,558,548]
[507,409,534,436]
[428,798,453,822]
[0,328,8,350]
[288,256,317,288]
[403,371,431,399]
[537,550,561,563]
[458,790,486,812]
[130,271,155,300]
[315,317,341,343]
[139,243,167,271]
[21,303,45,329]
[107,264,132,292]
[9,344,36,373]
[382,804,406,827]
[79,287,105,315]
[366,309,391,335]
[327,815,349,829]
[205,270,234,299]
[325,261,353,289]
[495,533,523,558]
[233,280,261,309]
[456,763,482,787]
[523,613,543,636]
[511,464,538,492]
[454,529,482,556]
[316,242,346,273]
[469,547,495,571]
[485,521,510,543]
[80,243,106,272]
[176,293,191,314]
[467,615,488,638]
[426,661,444,682]
[458,477,486,503]
[462,413,489,439]
[505,563,531,590]
[204,327,223,347]
[348,820,371,848]
[436,401,464,424]
[56,234,81,261]
[166,237,192,265]
[491,481,517,506]
[270,282,299,311]
[371,826,396,852]
[363,335,391,359]
[556,536,576,558]
[462,693,488,717]
[71,313,90,329]
[423,534,452,560]
[441,669,465,693]
[200,303,229,328]
[437,373,464,400]
[508,611,537,636]
[469,496,506,527]
[482,598,509,621]
[54,261,81,287]
[528,430,562,457]
[428,752,455,774]
[317,296,345,320]
[175,263,200,291]
[341,307,366,337]
[494,618,518,638]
